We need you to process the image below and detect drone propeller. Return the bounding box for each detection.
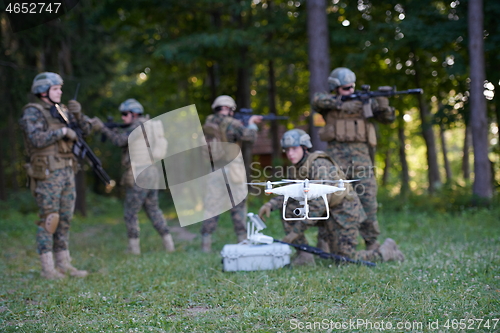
[311,179,359,184]
[282,179,359,184]
[247,181,290,186]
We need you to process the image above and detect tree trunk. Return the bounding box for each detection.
[268,60,280,169]
[236,47,253,183]
[462,125,471,181]
[398,117,410,195]
[75,168,87,217]
[307,0,329,151]
[413,49,441,193]
[382,148,391,187]
[468,0,492,199]
[439,123,452,183]
[6,114,20,191]
[0,129,6,201]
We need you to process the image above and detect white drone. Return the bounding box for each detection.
[250,178,357,221]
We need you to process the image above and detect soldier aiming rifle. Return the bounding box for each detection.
[233,108,288,127]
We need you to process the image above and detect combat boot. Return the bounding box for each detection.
[366,240,380,251]
[55,250,88,277]
[162,233,175,252]
[201,234,211,253]
[237,233,247,243]
[292,251,315,266]
[378,238,405,262]
[40,252,66,280]
[127,238,141,255]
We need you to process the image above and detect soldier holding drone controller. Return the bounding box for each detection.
[257,129,404,266]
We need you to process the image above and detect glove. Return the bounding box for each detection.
[67,100,82,120]
[375,96,389,110]
[89,117,105,132]
[63,127,78,141]
[340,100,363,114]
[258,202,272,221]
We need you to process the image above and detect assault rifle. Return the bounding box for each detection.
[234,108,288,127]
[274,239,376,267]
[52,104,111,185]
[339,85,423,118]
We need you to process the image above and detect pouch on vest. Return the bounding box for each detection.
[367,123,377,147]
[202,122,226,162]
[27,156,50,180]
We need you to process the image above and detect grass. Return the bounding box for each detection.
[1,189,499,332]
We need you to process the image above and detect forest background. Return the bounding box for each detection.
[0,0,499,210]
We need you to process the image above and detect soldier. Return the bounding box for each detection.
[312,67,396,251]
[90,99,175,255]
[200,95,262,252]
[258,129,404,265]
[19,72,90,279]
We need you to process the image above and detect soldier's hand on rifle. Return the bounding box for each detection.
[374,96,389,109]
[67,100,82,120]
[258,202,272,221]
[248,115,263,125]
[62,127,78,141]
[89,117,105,132]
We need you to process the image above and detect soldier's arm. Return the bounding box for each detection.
[312,92,339,114]
[100,126,129,147]
[19,107,65,148]
[232,119,258,143]
[77,114,92,136]
[268,196,284,211]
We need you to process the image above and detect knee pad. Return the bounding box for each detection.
[44,213,60,234]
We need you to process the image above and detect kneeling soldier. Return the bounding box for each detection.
[258,129,404,266]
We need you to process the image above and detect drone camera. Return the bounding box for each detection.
[293,208,306,217]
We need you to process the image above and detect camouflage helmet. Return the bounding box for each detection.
[119,98,144,114]
[211,95,236,111]
[31,72,63,94]
[328,67,356,91]
[280,129,312,149]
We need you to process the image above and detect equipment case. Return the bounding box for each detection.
[220,243,291,272]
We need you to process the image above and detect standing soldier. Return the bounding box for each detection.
[19,72,90,279]
[200,95,262,252]
[90,99,175,255]
[258,129,404,265]
[312,68,396,251]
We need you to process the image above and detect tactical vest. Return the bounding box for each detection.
[292,151,352,207]
[318,98,377,147]
[22,103,77,181]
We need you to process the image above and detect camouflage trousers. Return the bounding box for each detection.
[34,167,75,254]
[282,195,381,262]
[124,184,170,239]
[201,198,247,237]
[326,142,380,248]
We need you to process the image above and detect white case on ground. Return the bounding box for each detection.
[220,243,292,272]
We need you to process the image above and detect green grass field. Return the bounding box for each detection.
[1,190,499,332]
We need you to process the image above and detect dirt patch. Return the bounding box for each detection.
[185,306,211,316]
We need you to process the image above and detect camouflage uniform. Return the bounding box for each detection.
[265,151,385,261]
[200,112,257,238]
[312,92,395,249]
[19,101,91,255]
[100,117,170,240]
